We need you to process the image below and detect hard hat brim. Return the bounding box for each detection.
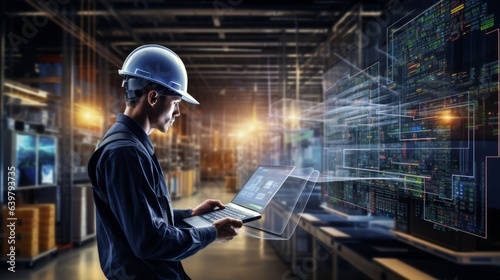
[118,69,200,105]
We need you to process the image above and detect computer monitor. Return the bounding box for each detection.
[3,131,58,188]
[38,135,57,185]
[15,133,38,187]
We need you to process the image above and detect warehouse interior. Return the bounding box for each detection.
[1,0,500,279]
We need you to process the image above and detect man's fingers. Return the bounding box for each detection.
[213,217,242,242]
[224,217,243,227]
[228,219,243,228]
[213,217,231,226]
[209,199,225,209]
[213,217,242,228]
[193,199,226,216]
[226,227,237,236]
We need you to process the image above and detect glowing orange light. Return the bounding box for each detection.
[440,110,454,121]
[82,111,94,121]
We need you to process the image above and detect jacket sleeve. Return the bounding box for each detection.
[174,209,193,225]
[103,146,217,261]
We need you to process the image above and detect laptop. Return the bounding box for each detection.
[183,165,295,228]
[245,167,315,236]
[239,169,319,240]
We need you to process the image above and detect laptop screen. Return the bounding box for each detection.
[232,165,295,212]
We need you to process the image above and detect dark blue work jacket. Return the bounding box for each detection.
[89,113,216,279]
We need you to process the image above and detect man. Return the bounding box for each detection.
[88,44,243,279]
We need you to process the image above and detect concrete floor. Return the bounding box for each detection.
[0,181,292,280]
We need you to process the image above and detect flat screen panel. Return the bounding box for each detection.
[38,135,56,185]
[16,133,37,187]
[232,165,295,212]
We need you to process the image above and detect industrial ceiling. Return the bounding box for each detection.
[4,0,388,124]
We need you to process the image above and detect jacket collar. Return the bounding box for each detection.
[116,113,155,156]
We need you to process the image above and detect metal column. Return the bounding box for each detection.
[0,0,5,207]
[59,7,75,244]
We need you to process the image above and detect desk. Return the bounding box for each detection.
[289,211,371,280]
[373,258,437,280]
[321,227,402,280]
[333,234,435,280]
[284,210,500,280]
[374,257,500,280]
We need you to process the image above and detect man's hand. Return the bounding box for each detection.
[212,218,243,243]
[191,199,225,216]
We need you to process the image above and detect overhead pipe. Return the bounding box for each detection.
[288,3,382,95]
[99,0,144,45]
[25,0,122,68]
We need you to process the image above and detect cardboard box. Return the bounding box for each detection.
[15,207,40,229]
[31,204,55,224]
[31,204,57,252]
[16,244,39,258]
[2,230,40,258]
[39,239,56,252]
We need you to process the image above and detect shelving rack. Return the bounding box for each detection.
[1,80,60,266]
[0,5,110,261]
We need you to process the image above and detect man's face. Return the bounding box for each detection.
[150,94,182,133]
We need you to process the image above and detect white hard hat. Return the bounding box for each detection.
[118,44,199,104]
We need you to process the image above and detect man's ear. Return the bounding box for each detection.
[147,90,159,107]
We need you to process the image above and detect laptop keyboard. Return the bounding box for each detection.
[201,207,248,223]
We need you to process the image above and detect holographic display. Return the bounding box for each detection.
[323,0,500,252]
